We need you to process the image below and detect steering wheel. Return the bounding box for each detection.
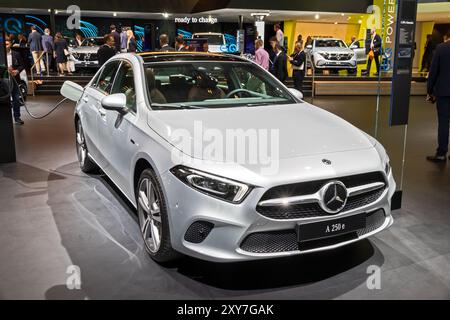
[226,88,261,99]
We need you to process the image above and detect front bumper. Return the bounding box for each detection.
[161,166,396,263]
[314,57,357,69]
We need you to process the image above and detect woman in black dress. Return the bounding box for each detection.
[54,32,71,76]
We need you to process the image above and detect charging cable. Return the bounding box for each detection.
[8,73,69,119]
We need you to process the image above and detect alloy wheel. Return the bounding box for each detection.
[138,178,162,253]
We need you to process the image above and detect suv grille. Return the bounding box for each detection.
[327,53,353,61]
[76,52,98,61]
[256,172,386,220]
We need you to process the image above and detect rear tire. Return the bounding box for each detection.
[137,168,182,263]
[75,120,98,173]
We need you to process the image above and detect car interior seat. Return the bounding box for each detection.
[187,70,225,102]
[146,69,167,104]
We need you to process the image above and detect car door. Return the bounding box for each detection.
[86,60,121,168]
[79,70,103,161]
[98,60,139,197]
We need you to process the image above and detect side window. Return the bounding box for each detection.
[92,61,120,94]
[111,61,136,112]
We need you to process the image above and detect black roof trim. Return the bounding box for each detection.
[141,53,247,63]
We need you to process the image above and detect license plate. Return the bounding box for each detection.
[297,214,366,242]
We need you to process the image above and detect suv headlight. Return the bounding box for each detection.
[318,52,329,59]
[170,166,252,203]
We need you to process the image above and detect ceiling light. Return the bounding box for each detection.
[334,22,338,25]
[315,14,320,20]
[162,12,169,19]
[48,9,51,12]
[55,10,59,14]
[113,12,117,17]
[341,13,345,16]
[250,12,270,17]
[358,19,363,24]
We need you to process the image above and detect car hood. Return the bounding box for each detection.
[70,47,99,54]
[148,103,375,161]
[315,47,352,54]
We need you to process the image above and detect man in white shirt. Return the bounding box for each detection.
[274,24,284,48]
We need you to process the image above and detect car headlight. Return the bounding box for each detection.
[170,166,252,203]
[318,52,329,59]
[72,52,79,59]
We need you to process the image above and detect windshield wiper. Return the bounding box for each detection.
[151,103,201,110]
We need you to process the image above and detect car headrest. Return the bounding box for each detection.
[145,68,156,89]
[192,70,218,89]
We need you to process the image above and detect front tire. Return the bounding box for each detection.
[75,120,98,173]
[137,168,181,263]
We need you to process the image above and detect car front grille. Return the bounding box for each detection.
[256,172,386,220]
[240,209,386,254]
[76,53,98,61]
[327,53,353,61]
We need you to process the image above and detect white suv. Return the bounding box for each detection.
[306,38,357,74]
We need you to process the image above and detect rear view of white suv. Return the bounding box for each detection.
[306,38,357,74]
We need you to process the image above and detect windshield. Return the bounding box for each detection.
[193,34,224,45]
[315,39,347,48]
[145,61,297,109]
[81,38,104,47]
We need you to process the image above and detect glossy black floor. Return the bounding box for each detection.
[0,95,449,299]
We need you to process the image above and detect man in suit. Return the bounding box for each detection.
[159,34,174,52]
[97,35,116,67]
[5,37,26,124]
[110,25,121,53]
[426,32,450,162]
[363,29,382,76]
[27,25,43,76]
[270,43,288,83]
[289,41,306,91]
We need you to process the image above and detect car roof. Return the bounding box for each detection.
[193,32,223,36]
[139,51,246,63]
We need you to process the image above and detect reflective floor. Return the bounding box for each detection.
[0,95,449,299]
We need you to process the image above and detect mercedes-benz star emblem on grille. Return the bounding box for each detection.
[85,53,91,61]
[319,181,348,214]
[322,159,332,165]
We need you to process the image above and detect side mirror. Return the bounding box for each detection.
[60,81,83,102]
[349,44,357,49]
[288,88,304,100]
[101,93,128,114]
[306,45,313,50]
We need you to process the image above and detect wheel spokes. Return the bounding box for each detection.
[138,178,162,253]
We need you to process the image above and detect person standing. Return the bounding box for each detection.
[270,43,288,83]
[254,39,269,70]
[28,26,43,76]
[159,34,174,51]
[5,36,26,125]
[297,34,303,49]
[41,28,54,73]
[54,33,70,76]
[175,36,187,51]
[421,35,436,72]
[426,32,450,162]
[363,30,382,76]
[289,41,306,91]
[274,23,284,49]
[120,27,128,53]
[97,35,116,67]
[110,25,121,53]
[18,34,27,48]
[126,29,137,53]
[74,33,84,47]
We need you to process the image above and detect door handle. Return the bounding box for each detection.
[82,95,89,103]
[98,109,106,117]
